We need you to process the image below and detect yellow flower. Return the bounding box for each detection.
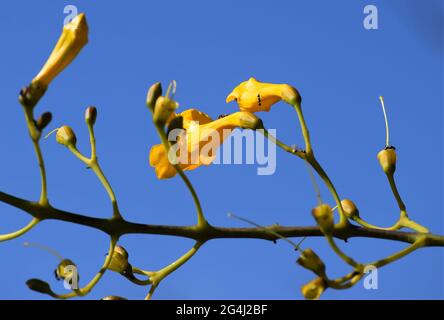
[226,77,301,112]
[32,13,88,87]
[301,277,327,300]
[149,109,261,179]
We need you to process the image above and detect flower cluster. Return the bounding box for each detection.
[148,78,299,179]
[2,12,435,302]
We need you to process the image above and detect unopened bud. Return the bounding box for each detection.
[26,279,54,295]
[146,82,162,111]
[108,245,130,274]
[312,203,334,235]
[301,277,327,300]
[56,126,77,147]
[19,82,47,109]
[153,96,179,127]
[85,106,97,126]
[36,112,53,131]
[238,112,264,130]
[377,147,397,175]
[297,249,326,278]
[281,84,302,106]
[32,13,88,88]
[102,296,127,300]
[54,259,77,281]
[341,199,359,219]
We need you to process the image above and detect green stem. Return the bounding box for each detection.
[90,162,121,219]
[369,236,426,268]
[331,274,363,290]
[292,102,312,154]
[387,172,406,211]
[2,189,441,245]
[259,129,304,158]
[0,217,40,242]
[155,124,207,227]
[132,266,154,277]
[146,241,202,300]
[54,236,118,299]
[308,157,348,227]
[352,216,401,231]
[228,213,305,251]
[328,272,363,290]
[291,101,346,225]
[386,173,428,233]
[67,145,122,219]
[327,269,360,289]
[32,140,49,206]
[268,102,347,227]
[326,235,360,268]
[22,107,48,206]
[67,145,90,164]
[400,214,429,233]
[87,124,97,161]
[9,102,48,241]
[124,272,152,286]
[122,266,153,286]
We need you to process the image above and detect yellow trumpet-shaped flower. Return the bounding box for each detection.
[226,77,301,112]
[149,109,261,179]
[32,13,89,87]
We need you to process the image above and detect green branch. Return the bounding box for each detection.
[1,190,443,246]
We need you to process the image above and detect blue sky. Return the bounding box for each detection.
[0,0,442,299]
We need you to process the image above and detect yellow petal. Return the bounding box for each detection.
[225,93,237,103]
[149,144,164,166]
[225,80,247,103]
[179,109,213,130]
[33,13,89,87]
[185,111,259,165]
[149,144,177,179]
[226,78,300,112]
[149,110,259,178]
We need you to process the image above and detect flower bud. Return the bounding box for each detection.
[26,279,54,295]
[32,13,88,88]
[312,203,334,235]
[281,84,302,106]
[146,82,162,111]
[301,277,327,300]
[19,82,47,109]
[238,111,264,130]
[341,199,359,219]
[101,296,127,300]
[296,248,326,278]
[56,126,77,147]
[377,147,397,175]
[54,259,77,281]
[107,245,130,274]
[35,112,53,131]
[153,96,179,127]
[85,106,97,126]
